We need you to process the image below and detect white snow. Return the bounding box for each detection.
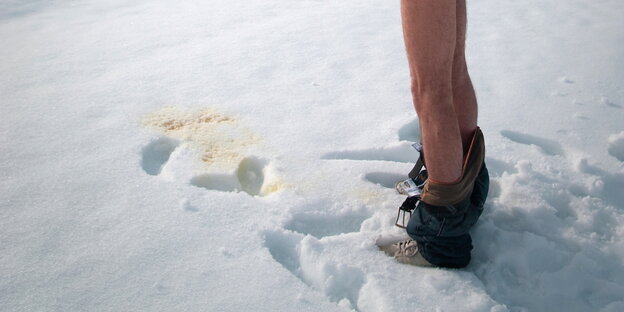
[608,131,624,162]
[1,0,623,311]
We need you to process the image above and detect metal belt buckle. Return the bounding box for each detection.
[395,197,420,229]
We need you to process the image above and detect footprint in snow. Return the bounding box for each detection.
[327,120,508,200]
[397,118,421,142]
[607,131,624,162]
[263,229,367,311]
[500,129,564,156]
[141,136,180,176]
[321,119,421,163]
[284,208,371,239]
[263,199,372,310]
[321,144,418,163]
[363,172,406,189]
[191,156,281,196]
[141,107,283,197]
[322,119,420,196]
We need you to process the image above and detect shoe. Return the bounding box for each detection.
[378,239,433,267]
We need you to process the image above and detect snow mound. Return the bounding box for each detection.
[608,131,624,162]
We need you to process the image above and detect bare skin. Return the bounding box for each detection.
[401,0,478,184]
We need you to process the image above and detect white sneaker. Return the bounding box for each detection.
[378,239,433,267]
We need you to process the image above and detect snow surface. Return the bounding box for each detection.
[1,0,624,311]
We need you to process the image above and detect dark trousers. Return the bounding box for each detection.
[406,164,489,268]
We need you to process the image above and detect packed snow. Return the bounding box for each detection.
[1,0,623,311]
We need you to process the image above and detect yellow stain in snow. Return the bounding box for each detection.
[143,107,261,169]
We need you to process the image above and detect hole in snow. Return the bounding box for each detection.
[237,157,268,196]
[500,130,564,156]
[263,230,365,311]
[321,144,418,163]
[364,172,405,189]
[141,137,179,176]
[190,157,282,196]
[607,132,624,162]
[284,210,370,239]
[398,119,420,142]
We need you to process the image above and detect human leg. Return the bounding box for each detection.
[385,0,488,269]
[400,0,463,184]
[453,0,478,151]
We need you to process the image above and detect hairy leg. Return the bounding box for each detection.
[453,0,478,151]
[401,0,463,183]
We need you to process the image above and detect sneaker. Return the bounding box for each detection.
[378,239,433,267]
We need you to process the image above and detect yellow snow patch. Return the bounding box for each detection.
[143,107,261,170]
[143,107,285,196]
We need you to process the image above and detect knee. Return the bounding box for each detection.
[410,77,453,110]
[452,64,472,92]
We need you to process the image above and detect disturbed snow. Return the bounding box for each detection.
[1,0,623,311]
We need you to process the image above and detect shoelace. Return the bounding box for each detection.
[397,240,419,257]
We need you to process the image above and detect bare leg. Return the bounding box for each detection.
[453,0,478,150]
[401,0,463,183]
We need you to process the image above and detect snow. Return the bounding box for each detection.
[1,0,623,311]
[608,132,624,162]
